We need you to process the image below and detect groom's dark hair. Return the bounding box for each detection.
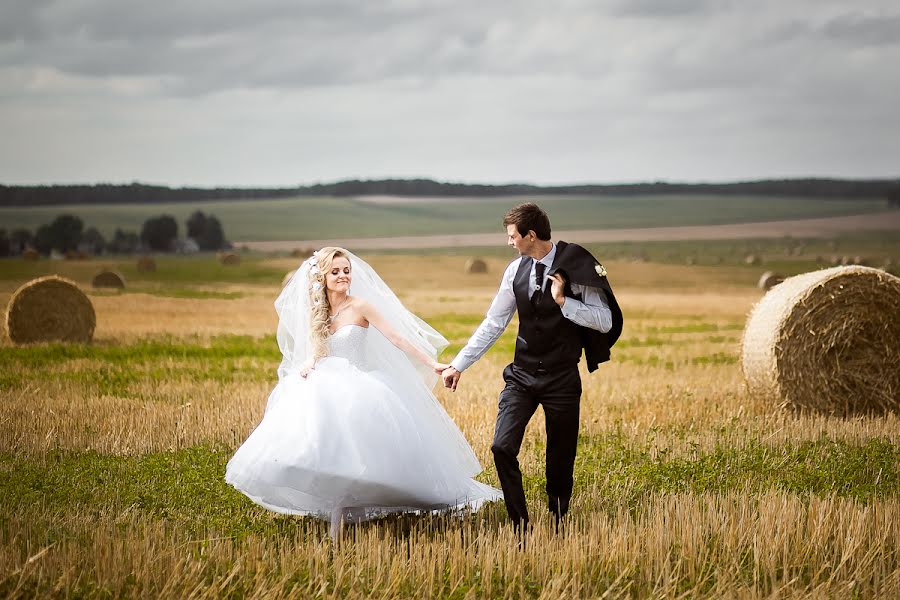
[504,203,551,240]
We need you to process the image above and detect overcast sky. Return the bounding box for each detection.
[1,0,898,187]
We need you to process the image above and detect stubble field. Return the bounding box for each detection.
[1,250,898,598]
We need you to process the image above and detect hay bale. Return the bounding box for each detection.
[5,276,96,344]
[741,266,900,414]
[136,255,157,272]
[464,257,488,274]
[219,252,241,266]
[92,270,126,289]
[744,254,761,266]
[290,247,314,259]
[757,271,784,290]
[282,269,296,287]
[22,249,39,261]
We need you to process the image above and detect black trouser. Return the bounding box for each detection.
[491,362,581,529]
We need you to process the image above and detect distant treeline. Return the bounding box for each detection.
[2,178,899,207]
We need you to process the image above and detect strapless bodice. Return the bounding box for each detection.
[328,324,368,369]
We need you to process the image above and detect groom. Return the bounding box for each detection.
[442,203,622,531]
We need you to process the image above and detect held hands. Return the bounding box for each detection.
[441,367,461,392]
[431,361,451,375]
[549,273,567,306]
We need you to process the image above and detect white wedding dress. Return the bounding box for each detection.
[225,323,501,523]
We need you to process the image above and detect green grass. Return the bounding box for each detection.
[0,435,893,542]
[0,309,742,395]
[0,335,279,366]
[0,336,283,393]
[0,194,888,242]
[575,232,900,270]
[0,254,286,285]
[575,431,899,507]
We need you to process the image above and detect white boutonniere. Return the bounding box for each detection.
[595,264,607,277]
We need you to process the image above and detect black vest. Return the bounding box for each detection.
[513,254,583,372]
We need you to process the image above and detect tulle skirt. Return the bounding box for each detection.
[225,357,501,522]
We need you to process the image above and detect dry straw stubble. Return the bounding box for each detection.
[5,275,96,344]
[742,266,900,414]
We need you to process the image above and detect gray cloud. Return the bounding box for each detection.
[0,0,897,185]
[822,12,900,46]
[612,0,723,18]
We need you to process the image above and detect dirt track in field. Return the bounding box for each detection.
[239,210,900,252]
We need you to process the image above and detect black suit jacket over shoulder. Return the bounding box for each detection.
[547,240,623,372]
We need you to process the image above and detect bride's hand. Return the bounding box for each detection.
[299,361,315,378]
[431,361,450,374]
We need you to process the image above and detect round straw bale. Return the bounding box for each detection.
[464,257,488,274]
[290,247,314,259]
[282,269,296,287]
[218,252,241,266]
[741,266,900,414]
[136,255,157,272]
[744,254,761,265]
[757,271,784,290]
[22,249,39,261]
[92,270,126,289]
[5,276,96,344]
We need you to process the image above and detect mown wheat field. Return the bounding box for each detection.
[1,254,898,599]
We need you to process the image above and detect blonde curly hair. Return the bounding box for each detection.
[307,247,350,361]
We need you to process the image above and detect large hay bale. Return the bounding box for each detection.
[282,269,296,287]
[744,254,761,266]
[219,252,241,266]
[22,249,39,261]
[92,270,126,289]
[741,266,900,414]
[136,256,157,272]
[464,257,488,274]
[5,276,96,344]
[757,271,784,290]
[290,247,314,259]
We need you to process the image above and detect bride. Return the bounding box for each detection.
[225,247,501,537]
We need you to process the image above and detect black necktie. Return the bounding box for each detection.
[531,260,546,304]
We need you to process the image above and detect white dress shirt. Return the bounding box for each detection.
[450,244,613,372]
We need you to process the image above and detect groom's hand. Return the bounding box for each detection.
[549,273,567,306]
[442,367,461,392]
